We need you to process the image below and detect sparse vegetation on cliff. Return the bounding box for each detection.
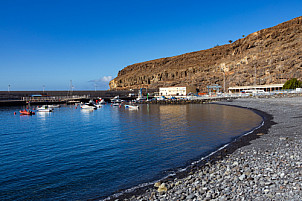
[109,16,302,92]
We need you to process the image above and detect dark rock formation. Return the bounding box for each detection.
[109,16,302,92]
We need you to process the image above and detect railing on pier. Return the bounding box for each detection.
[22,95,90,102]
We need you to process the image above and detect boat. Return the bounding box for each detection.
[125,105,139,110]
[95,103,103,108]
[67,100,81,105]
[97,97,106,104]
[19,109,35,115]
[48,104,60,108]
[81,101,97,110]
[81,104,97,110]
[110,96,122,103]
[95,98,105,108]
[136,96,147,101]
[112,103,121,106]
[37,105,53,112]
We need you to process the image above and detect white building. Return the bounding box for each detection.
[159,86,196,96]
[228,84,284,93]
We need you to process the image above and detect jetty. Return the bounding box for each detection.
[0,90,147,106]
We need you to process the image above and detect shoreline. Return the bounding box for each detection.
[104,98,280,200]
[106,96,302,200]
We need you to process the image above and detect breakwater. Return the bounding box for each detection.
[0,90,145,106]
[144,97,236,104]
[0,90,139,100]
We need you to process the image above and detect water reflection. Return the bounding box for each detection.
[36,111,51,121]
[0,104,263,201]
[80,109,94,121]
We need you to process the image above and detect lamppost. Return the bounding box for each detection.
[8,84,10,93]
[43,85,45,93]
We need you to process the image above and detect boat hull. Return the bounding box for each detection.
[19,110,35,115]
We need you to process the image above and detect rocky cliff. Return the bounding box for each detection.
[109,16,302,92]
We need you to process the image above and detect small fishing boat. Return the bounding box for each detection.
[110,96,122,103]
[97,97,106,104]
[95,103,103,108]
[125,105,139,110]
[37,105,53,112]
[19,109,35,115]
[136,97,147,101]
[81,102,97,110]
[48,104,60,108]
[112,103,121,106]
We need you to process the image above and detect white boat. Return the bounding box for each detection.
[97,97,106,104]
[37,105,53,112]
[112,103,121,106]
[125,105,139,110]
[95,103,103,108]
[136,96,147,101]
[48,104,60,108]
[81,102,97,110]
[111,96,122,103]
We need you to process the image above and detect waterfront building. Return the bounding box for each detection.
[228,84,284,93]
[159,86,196,96]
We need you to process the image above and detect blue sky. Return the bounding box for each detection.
[0,0,301,91]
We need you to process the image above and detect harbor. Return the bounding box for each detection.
[1,88,302,106]
[0,99,264,200]
[1,1,301,200]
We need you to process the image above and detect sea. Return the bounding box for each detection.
[0,103,263,200]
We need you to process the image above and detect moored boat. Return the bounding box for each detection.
[81,102,97,110]
[110,96,122,103]
[112,103,121,106]
[48,104,60,108]
[19,109,35,115]
[125,105,139,109]
[97,97,106,104]
[37,105,53,112]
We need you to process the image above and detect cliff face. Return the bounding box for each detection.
[109,16,302,92]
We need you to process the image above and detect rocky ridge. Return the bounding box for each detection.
[109,16,302,92]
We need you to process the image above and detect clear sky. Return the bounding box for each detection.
[0,0,301,91]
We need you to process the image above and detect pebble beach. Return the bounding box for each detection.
[108,96,302,201]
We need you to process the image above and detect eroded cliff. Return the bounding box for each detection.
[109,16,302,92]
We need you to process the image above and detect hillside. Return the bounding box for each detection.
[109,16,302,92]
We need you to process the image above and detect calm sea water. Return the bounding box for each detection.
[0,104,262,200]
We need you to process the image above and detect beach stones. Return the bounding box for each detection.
[157,183,167,193]
[154,182,161,188]
[123,97,302,201]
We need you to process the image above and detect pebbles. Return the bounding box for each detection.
[112,97,302,201]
